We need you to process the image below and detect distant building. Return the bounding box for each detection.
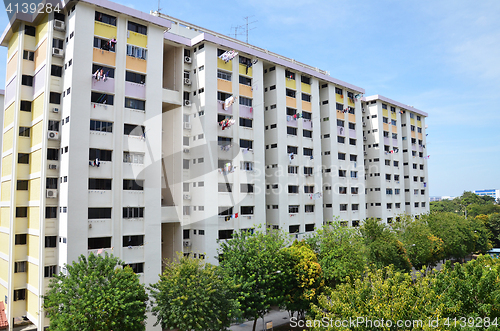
[475,189,500,201]
[430,196,455,202]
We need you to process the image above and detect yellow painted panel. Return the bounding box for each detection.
[417,120,422,127]
[94,21,117,39]
[411,118,415,125]
[217,79,232,93]
[348,114,356,123]
[29,150,41,174]
[383,109,388,117]
[1,207,10,228]
[217,58,232,71]
[392,125,398,133]
[31,121,43,147]
[6,51,18,79]
[27,263,39,290]
[348,99,355,107]
[391,112,397,120]
[32,93,44,120]
[301,101,311,112]
[2,155,12,177]
[335,94,344,104]
[1,181,11,202]
[125,56,146,73]
[285,79,296,90]
[27,234,39,260]
[34,39,46,70]
[93,48,116,67]
[0,233,9,255]
[27,290,39,319]
[28,178,40,201]
[35,15,49,45]
[239,84,252,98]
[28,207,39,230]
[4,103,15,128]
[411,131,416,138]
[127,31,147,48]
[336,111,344,119]
[3,128,13,152]
[383,123,390,131]
[0,258,8,281]
[301,82,311,94]
[8,30,19,58]
[286,96,296,108]
[238,63,252,77]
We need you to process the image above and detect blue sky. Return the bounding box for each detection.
[0,0,498,197]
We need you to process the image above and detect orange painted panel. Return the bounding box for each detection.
[418,132,422,140]
[337,111,344,119]
[34,39,47,69]
[239,84,252,98]
[348,114,356,123]
[217,79,232,93]
[302,101,311,112]
[286,96,296,108]
[411,131,416,138]
[392,125,398,133]
[126,56,146,73]
[93,48,116,67]
[383,123,389,131]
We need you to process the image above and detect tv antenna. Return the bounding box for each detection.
[157,0,162,13]
[229,16,257,43]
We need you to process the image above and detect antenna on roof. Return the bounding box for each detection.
[228,16,257,43]
[157,0,162,13]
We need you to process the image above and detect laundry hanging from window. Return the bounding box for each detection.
[219,50,238,63]
[224,96,236,110]
[219,118,235,130]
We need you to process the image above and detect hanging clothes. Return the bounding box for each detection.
[289,153,294,163]
[224,96,236,110]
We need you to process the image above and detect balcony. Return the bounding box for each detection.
[335,94,344,104]
[286,96,296,108]
[285,78,296,90]
[217,79,232,93]
[127,31,147,48]
[301,82,311,94]
[303,120,312,130]
[124,81,146,99]
[240,105,253,119]
[217,58,232,71]
[126,56,147,73]
[286,116,298,128]
[217,101,232,115]
[123,135,145,153]
[123,190,145,206]
[239,63,252,76]
[162,88,181,105]
[93,47,116,66]
[88,190,112,206]
[122,245,144,263]
[94,21,117,39]
[239,84,252,98]
[302,100,311,112]
[89,160,113,178]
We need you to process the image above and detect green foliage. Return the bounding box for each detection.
[149,254,239,331]
[280,240,324,316]
[218,228,289,331]
[430,199,460,214]
[360,218,412,272]
[307,222,366,287]
[42,253,148,331]
[486,213,500,247]
[467,204,500,218]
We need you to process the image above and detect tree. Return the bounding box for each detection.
[42,253,148,331]
[470,215,493,254]
[487,213,500,247]
[149,254,239,331]
[307,222,366,287]
[280,240,323,318]
[430,198,460,214]
[360,218,412,272]
[218,228,288,331]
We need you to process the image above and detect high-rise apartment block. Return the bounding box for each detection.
[0,0,429,329]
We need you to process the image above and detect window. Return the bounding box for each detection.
[349,138,356,145]
[19,127,30,137]
[240,139,253,149]
[217,91,232,102]
[23,50,34,61]
[304,186,314,193]
[21,75,33,86]
[219,230,233,240]
[239,97,252,107]
[91,92,114,105]
[218,183,232,193]
[123,207,144,218]
[89,148,112,162]
[303,148,313,156]
[285,70,295,80]
[391,119,397,126]
[14,289,26,301]
[239,76,252,86]
[287,127,297,135]
[304,167,313,175]
[128,21,147,35]
[217,70,232,81]
[125,263,144,274]
[339,187,347,194]
[53,38,64,49]
[46,207,57,218]
[48,120,60,132]
[386,189,393,195]
[348,122,356,130]
[218,137,232,146]
[352,204,359,211]
[125,98,145,111]
[286,89,296,98]
[338,136,345,144]
[18,153,29,164]
[305,205,315,213]
[25,25,36,36]
[88,237,112,249]
[88,178,111,190]
[288,185,299,194]
[123,235,144,247]
[303,130,312,138]
[340,204,348,211]
[125,71,145,84]
[288,166,298,174]
[410,113,415,119]
[240,184,254,193]
[92,64,115,78]
[240,118,253,128]
[383,117,389,124]
[241,161,253,171]
[45,236,57,248]
[15,261,27,273]
[336,103,343,111]
[123,179,144,190]
[124,124,145,136]
[126,45,147,60]
[95,11,117,26]
[394,161,399,167]
[123,152,144,164]
[88,208,112,219]
[302,93,311,102]
[286,108,296,116]
[46,178,58,189]
[301,75,311,84]
[15,234,27,244]
[93,37,115,52]
[49,92,61,105]
[90,120,113,132]
[20,100,32,112]
[339,170,346,177]
[47,148,59,161]
[351,171,358,178]
[241,206,254,215]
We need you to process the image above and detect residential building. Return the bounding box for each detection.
[474,189,500,201]
[0,1,429,329]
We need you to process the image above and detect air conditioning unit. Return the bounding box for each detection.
[183,194,191,200]
[363,136,367,141]
[184,100,191,106]
[184,56,192,63]
[52,107,59,113]
[183,122,192,130]
[53,20,65,31]
[363,122,367,127]
[184,78,191,85]
[46,189,58,198]
[48,131,59,140]
[183,148,189,153]
[183,241,191,247]
[52,48,64,57]
[48,164,58,170]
